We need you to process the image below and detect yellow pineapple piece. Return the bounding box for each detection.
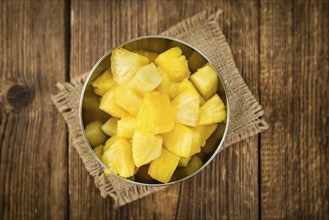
[197,123,218,147]
[171,90,199,126]
[99,88,130,118]
[101,117,118,136]
[114,85,142,116]
[155,67,172,94]
[133,50,158,63]
[117,117,137,138]
[155,47,190,82]
[132,131,162,167]
[111,48,149,84]
[198,94,226,125]
[168,78,196,98]
[84,121,107,147]
[168,78,205,104]
[129,63,162,95]
[199,96,206,105]
[168,82,180,98]
[162,124,193,157]
[190,64,218,100]
[189,127,202,156]
[103,135,119,152]
[178,156,192,167]
[93,145,103,159]
[101,152,111,168]
[92,69,115,96]
[148,148,180,183]
[102,138,135,177]
[137,91,175,135]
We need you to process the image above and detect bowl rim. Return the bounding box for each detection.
[79,35,231,187]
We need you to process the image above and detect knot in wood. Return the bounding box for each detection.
[6,85,31,109]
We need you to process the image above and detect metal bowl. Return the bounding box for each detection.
[79,36,230,186]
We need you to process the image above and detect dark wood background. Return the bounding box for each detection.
[1,0,328,219]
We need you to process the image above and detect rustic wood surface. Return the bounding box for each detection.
[0,0,328,219]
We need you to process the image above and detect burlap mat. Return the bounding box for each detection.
[51,10,268,208]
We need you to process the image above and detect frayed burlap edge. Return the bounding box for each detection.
[51,75,165,208]
[161,10,269,149]
[51,9,268,208]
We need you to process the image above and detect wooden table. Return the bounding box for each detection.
[1,1,328,219]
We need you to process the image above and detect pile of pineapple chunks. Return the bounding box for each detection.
[84,46,227,183]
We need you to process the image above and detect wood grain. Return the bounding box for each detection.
[69,0,260,219]
[260,0,329,219]
[1,0,328,219]
[171,1,261,219]
[0,1,68,219]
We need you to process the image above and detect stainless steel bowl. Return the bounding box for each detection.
[79,36,230,186]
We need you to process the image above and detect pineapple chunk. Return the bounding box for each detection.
[84,121,107,147]
[137,91,175,135]
[117,117,137,138]
[103,137,138,172]
[102,138,135,178]
[178,156,192,167]
[155,67,172,94]
[168,78,196,98]
[162,124,193,157]
[101,117,118,136]
[168,78,205,104]
[93,145,103,159]
[92,69,115,96]
[198,94,226,125]
[148,148,180,183]
[171,90,199,126]
[99,88,130,118]
[190,64,218,100]
[133,50,158,63]
[197,123,218,147]
[132,131,162,167]
[129,63,162,95]
[199,96,206,105]
[189,127,202,156]
[101,152,111,169]
[103,135,119,152]
[114,85,142,116]
[155,47,190,82]
[168,82,180,98]
[111,48,149,84]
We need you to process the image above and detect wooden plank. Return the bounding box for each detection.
[69,1,156,219]
[0,1,68,220]
[260,0,329,218]
[69,0,260,219]
[171,1,260,219]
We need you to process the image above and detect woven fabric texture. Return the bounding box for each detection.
[52,10,268,208]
